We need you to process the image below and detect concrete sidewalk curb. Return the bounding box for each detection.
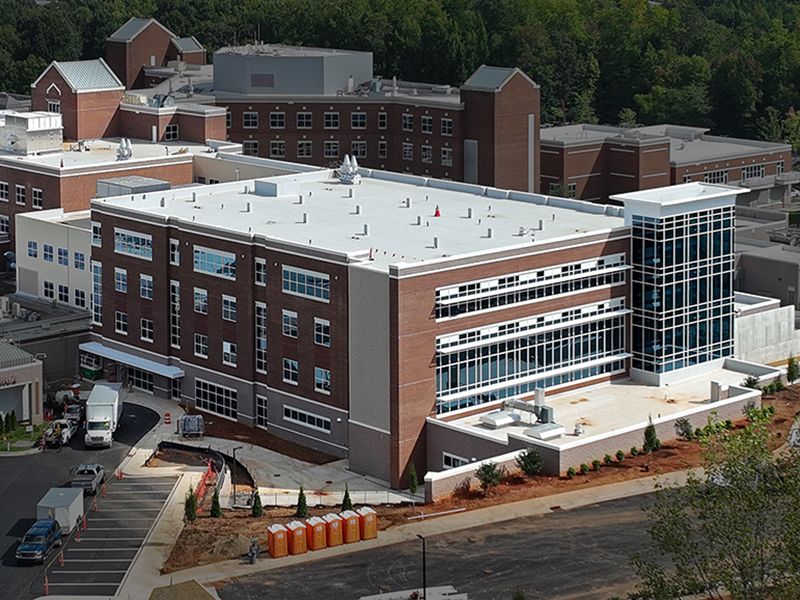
[0,446,42,457]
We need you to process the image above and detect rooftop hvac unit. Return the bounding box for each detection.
[0,296,9,315]
[538,405,555,424]
[479,410,521,429]
[11,302,21,318]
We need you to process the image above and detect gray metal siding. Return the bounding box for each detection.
[348,266,390,433]
[464,139,478,184]
[17,267,38,297]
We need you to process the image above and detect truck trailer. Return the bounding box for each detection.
[37,488,83,533]
[84,383,122,448]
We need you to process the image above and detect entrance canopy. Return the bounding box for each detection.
[79,342,184,379]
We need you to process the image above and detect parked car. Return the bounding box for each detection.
[15,519,61,564]
[71,464,106,495]
[44,419,77,447]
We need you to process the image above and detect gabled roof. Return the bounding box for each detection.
[172,36,204,53]
[107,17,176,42]
[31,59,124,92]
[461,65,538,92]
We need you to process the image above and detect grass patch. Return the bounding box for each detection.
[0,423,45,452]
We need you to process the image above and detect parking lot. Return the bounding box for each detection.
[44,475,178,597]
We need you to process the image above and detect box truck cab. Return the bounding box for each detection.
[84,383,122,448]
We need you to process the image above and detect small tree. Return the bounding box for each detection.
[592,459,601,471]
[789,356,799,384]
[184,486,198,524]
[743,375,760,389]
[643,418,661,454]
[675,417,694,441]
[604,454,614,465]
[408,463,418,496]
[475,461,505,495]
[515,447,545,477]
[296,486,308,518]
[566,467,576,479]
[616,449,625,462]
[580,463,590,475]
[631,446,639,457]
[251,487,263,518]
[341,483,354,512]
[210,487,222,518]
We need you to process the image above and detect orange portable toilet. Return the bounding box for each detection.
[267,523,289,558]
[305,516,327,551]
[286,520,307,555]
[341,510,361,544]
[357,506,378,540]
[323,513,344,547]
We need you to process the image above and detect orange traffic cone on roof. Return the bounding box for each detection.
[434,205,441,217]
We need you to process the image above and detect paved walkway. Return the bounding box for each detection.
[35,389,693,600]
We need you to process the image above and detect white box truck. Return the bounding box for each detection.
[37,488,83,533]
[84,383,123,448]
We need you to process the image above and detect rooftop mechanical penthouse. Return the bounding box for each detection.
[85,165,744,488]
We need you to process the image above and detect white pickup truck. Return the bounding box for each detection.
[44,419,77,447]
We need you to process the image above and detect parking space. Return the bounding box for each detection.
[44,475,178,597]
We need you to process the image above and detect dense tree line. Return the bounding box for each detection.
[6,0,800,143]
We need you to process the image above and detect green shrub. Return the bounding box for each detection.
[408,463,418,495]
[296,486,308,518]
[604,454,614,465]
[788,356,799,384]
[516,447,545,477]
[743,375,760,389]
[184,486,198,524]
[630,446,639,456]
[210,487,222,518]
[341,483,354,512]
[675,417,694,441]
[724,419,733,430]
[616,450,625,462]
[592,459,601,471]
[251,488,263,517]
[475,461,506,495]
[643,419,661,454]
[580,463,589,475]
[566,467,576,478]
[695,427,703,439]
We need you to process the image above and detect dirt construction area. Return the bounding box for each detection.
[159,390,800,573]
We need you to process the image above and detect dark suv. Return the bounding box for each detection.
[15,520,62,564]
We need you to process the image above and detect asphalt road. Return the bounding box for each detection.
[219,494,657,600]
[0,402,159,600]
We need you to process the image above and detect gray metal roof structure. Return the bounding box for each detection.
[0,340,36,370]
[32,59,123,92]
[108,17,176,42]
[172,37,204,53]
[462,65,538,91]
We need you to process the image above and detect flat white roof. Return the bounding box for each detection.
[93,169,626,270]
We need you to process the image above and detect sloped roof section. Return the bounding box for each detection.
[172,36,204,53]
[0,341,35,370]
[50,59,124,91]
[108,17,176,42]
[461,65,538,92]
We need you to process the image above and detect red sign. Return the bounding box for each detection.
[0,375,18,387]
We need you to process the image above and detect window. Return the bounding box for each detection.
[243,112,258,128]
[43,281,54,299]
[351,141,367,159]
[297,112,312,129]
[324,141,340,158]
[222,295,237,321]
[742,165,765,180]
[314,367,331,393]
[223,341,238,366]
[243,141,259,156]
[0,216,8,234]
[314,318,331,347]
[421,115,433,134]
[441,118,453,136]
[283,358,299,384]
[443,452,468,469]
[270,112,285,129]
[683,174,693,183]
[255,302,268,373]
[129,367,154,393]
[194,288,208,313]
[378,141,388,158]
[283,405,331,432]
[778,160,785,175]
[255,258,267,285]
[270,141,286,158]
[402,143,413,161]
[226,111,231,129]
[141,318,154,342]
[74,252,85,270]
[169,239,180,265]
[92,222,102,247]
[115,311,128,334]
[140,274,153,299]
[164,123,179,141]
[378,112,387,130]
[58,284,68,303]
[703,169,729,184]
[74,289,86,308]
[27,241,37,258]
[256,395,268,428]
[0,182,7,201]
[282,265,330,302]
[171,379,181,400]
[170,280,180,348]
[47,99,60,113]
[282,310,298,337]
[57,248,68,266]
[194,246,236,279]
[402,114,414,132]
[32,188,42,209]
[421,145,433,164]
[568,182,577,194]
[195,379,237,419]
[324,112,339,129]
[44,245,53,262]
[15,185,25,205]
[351,112,366,129]
[194,333,209,358]
[114,268,127,293]
[91,262,102,325]
[441,147,453,166]
[297,141,313,158]
[114,229,153,260]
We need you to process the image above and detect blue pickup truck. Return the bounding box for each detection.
[15,520,62,564]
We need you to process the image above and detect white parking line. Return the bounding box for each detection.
[72,537,145,541]
[87,517,156,521]
[58,558,133,562]
[84,527,151,531]
[66,548,138,552]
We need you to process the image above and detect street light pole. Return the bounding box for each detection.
[417,534,426,599]
[232,446,243,506]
